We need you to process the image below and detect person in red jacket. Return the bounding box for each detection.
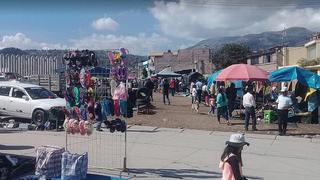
[169,79,176,96]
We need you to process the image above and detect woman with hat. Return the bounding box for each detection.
[219,133,249,180]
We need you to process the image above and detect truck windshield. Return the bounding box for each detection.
[24,87,57,99]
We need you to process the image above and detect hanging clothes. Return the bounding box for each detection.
[114,100,120,117]
[119,100,127,116]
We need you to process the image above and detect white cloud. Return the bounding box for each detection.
[150,0,320,40]
[70,33,170,55]
[92,17,119,31]
[0,33,67,50]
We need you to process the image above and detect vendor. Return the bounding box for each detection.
[276,87,292,136]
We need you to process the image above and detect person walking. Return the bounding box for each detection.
[208,95,215,115]
[162,79,170,105]
[216,87,230,125]
[191,84,197,104]
[219,133,250,180]
[226,83,237,118]
[243,87,257,131]
[276,87,292,135]
[169,78,176,96]
[144,78,154,101]
[202,83,209,106]
[196,80,203,103]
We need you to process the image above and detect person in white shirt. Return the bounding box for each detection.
[243,87,257,131]
[276,87,292,135]
[191,85,197,104]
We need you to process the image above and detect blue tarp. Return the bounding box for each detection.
[268,66,320,89]
[207,70,222,88]
[90,67,110,77]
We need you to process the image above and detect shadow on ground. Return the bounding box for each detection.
[128,168,222,179]
[0,145,34,150]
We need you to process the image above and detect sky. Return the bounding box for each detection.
[1,0,320,55]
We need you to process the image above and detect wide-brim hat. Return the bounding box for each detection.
[281,87,288,92]
[226,133,249,147]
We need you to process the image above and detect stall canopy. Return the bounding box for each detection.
[156,69,181,78]
[188,72,203,82]
[268,66,320,89]
[215,64,268,81]
[207,69,222,87]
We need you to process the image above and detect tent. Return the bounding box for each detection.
[188,72,203,82]
[268,66,320,89]
[207,69,222,88]
[156,69,181,78]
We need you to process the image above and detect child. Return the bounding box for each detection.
[219,133,249,180]
[208,95,215,115]
[191,85,197,104]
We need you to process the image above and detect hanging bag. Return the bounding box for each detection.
[61,151,88,180]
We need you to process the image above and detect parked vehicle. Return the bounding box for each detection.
[0,81,66,125]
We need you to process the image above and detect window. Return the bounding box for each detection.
[0,86,11,96]
[24,87,57,99]
[12,88,26,98]
[307,45,316,59]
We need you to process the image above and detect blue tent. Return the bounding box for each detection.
[268,66,320,89]
[207,70,222,87]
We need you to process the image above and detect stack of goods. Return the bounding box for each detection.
[63,50,98,135]
[34,145,88,180]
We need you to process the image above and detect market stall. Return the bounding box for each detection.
[269,66,320,124]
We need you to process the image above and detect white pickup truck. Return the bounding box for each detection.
[0,81,66,125]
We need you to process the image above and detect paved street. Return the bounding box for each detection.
[1,126,320,179]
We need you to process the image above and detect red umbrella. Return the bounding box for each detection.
[215,64,268,81]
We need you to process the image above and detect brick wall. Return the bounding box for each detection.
[153,48,213,75]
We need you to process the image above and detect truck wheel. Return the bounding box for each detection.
[32,110,46,126]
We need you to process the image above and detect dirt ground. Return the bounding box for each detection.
[129,92,320,136]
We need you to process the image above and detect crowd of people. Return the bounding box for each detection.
[142,76,294,136]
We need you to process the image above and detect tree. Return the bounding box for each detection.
[212,43,251,70]
[142,67,148,78]
[297,58,320,67]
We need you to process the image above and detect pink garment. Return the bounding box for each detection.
[205,95,209,105]
[219,154,243,180]
[113,82,127,101]
[114,100,120,117]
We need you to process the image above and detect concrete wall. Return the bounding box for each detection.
[285,47,307,66]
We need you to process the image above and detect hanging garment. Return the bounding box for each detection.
[79,105,87,120]
[73,87,80,107]
[114,100,120,117]
[101,98,111,118]
[110,79,117,97]
[109,99,115,116]
[94,102,102,122]
[119,100,127,116]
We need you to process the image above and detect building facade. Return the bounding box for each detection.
[150,48,213,75]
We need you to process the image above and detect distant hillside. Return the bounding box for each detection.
[190,27,314,50]
[0,48,147,69]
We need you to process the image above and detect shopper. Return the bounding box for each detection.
[191,84,197,104]
[202,83,209,106]
[276,87,292,135]
[208,95,215,115]
[216,87,230,125]
[196,80,203,103]
[144,78,154,101]
[169,78,176,96]
[226,83,237,118]
[162,79,170,105]
[219,133,249,180]
[243,87,257,131]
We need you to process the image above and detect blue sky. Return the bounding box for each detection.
[1,0,320,55]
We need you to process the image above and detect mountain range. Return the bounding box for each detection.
[190,27,314,50]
